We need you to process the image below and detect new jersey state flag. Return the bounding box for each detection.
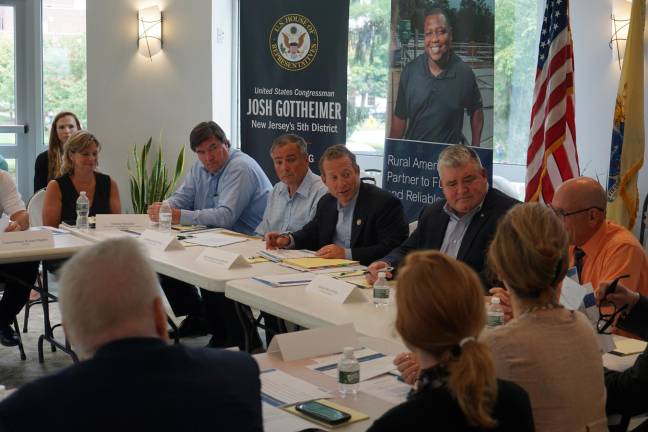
[606,0,645,229]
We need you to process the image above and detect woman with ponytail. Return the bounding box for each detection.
[368,251,534,431]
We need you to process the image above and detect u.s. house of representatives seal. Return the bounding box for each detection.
[269,14,318,71]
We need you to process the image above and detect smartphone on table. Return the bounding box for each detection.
[295,400,351,425]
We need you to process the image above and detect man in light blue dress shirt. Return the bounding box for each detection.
[255,134,327,344]
[148,122,271,235]
[256,134,327,236]
[147,121,271,350]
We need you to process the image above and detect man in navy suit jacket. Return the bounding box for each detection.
[0,237,262,432]
[367,144,519,289]
[266,145,408,266]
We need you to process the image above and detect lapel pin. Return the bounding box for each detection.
[356,218,362,226]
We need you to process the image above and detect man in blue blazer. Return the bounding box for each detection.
[266,145,408,266]
[367,144,519,289]
[0,237,262,432]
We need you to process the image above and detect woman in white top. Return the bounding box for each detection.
[0,171,39,347]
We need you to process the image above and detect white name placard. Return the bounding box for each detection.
[95,214,150,231]
[0,230,54,251]
[196,248,250,269]
[138,229,184,251]
[306,275,367,304]
[267,323,358,361]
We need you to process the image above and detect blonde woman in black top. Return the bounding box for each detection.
[42,131,121,227]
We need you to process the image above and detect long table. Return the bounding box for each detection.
[62,227,294,292]
[225,278,400,343]
[0,229,93,362]
[255,336,404,432]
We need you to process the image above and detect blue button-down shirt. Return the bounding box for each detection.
[255,169,328,235]
[168,148,272,235]
[332,190,359,259]
[440,200,484,258]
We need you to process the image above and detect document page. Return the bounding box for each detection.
[184,233,248,247]
[308,349,396,381]
[253,273,316,287]
[259,249,316,262]
[360,375,411,404]
[262,402,317,432]
[260,369,331,406]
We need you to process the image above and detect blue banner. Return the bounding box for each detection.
[383,138,493,222]
[240,0,349,182]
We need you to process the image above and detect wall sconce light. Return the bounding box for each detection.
[138,6,163,61]
[609,13,629,70]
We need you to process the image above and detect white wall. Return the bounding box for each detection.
[87,0,648,235]
[87,0,217,212]
[571,0,648,236]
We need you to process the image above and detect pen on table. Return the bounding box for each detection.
[337,269,369,277]
[276,280,312,285]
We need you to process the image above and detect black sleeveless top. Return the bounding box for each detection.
[55,172,112,225]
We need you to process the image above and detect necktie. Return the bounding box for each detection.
[573,247,586,282]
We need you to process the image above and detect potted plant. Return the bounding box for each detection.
[127,137,185,214]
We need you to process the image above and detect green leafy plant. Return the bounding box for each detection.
[127,137,185,214]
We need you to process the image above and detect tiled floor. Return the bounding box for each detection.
[0,299,74,388]
[0,286,216,390]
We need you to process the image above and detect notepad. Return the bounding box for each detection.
[259,249,316,262]
[283,399,369,429]
[611,338,647,356]
[283,257,358,269]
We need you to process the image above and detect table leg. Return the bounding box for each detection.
[233,301,252,353]
[38,260,78,363]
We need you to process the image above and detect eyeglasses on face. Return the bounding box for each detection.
[549,205,604,219]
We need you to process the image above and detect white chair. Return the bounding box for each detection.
[26,188,46,227]
[22,188,47,333]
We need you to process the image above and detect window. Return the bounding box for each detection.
[346,0,390,155]
[493,0,539,165]
[42,0,87,147]
[0,4,18,182]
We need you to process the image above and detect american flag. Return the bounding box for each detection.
[525,0,579,203]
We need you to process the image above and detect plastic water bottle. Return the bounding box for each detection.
[338,347,360,395]
[76,191,89,230]
[487,296,504,327]
[158,200,172,232]
[373,271,390,307]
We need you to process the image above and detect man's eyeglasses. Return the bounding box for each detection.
[549,206,604,219]
[596,274,630,334]
[597,302,627,334]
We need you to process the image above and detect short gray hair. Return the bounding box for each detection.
[437,144,483,178]
[58,237,159,358]
[270,134,308,157]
